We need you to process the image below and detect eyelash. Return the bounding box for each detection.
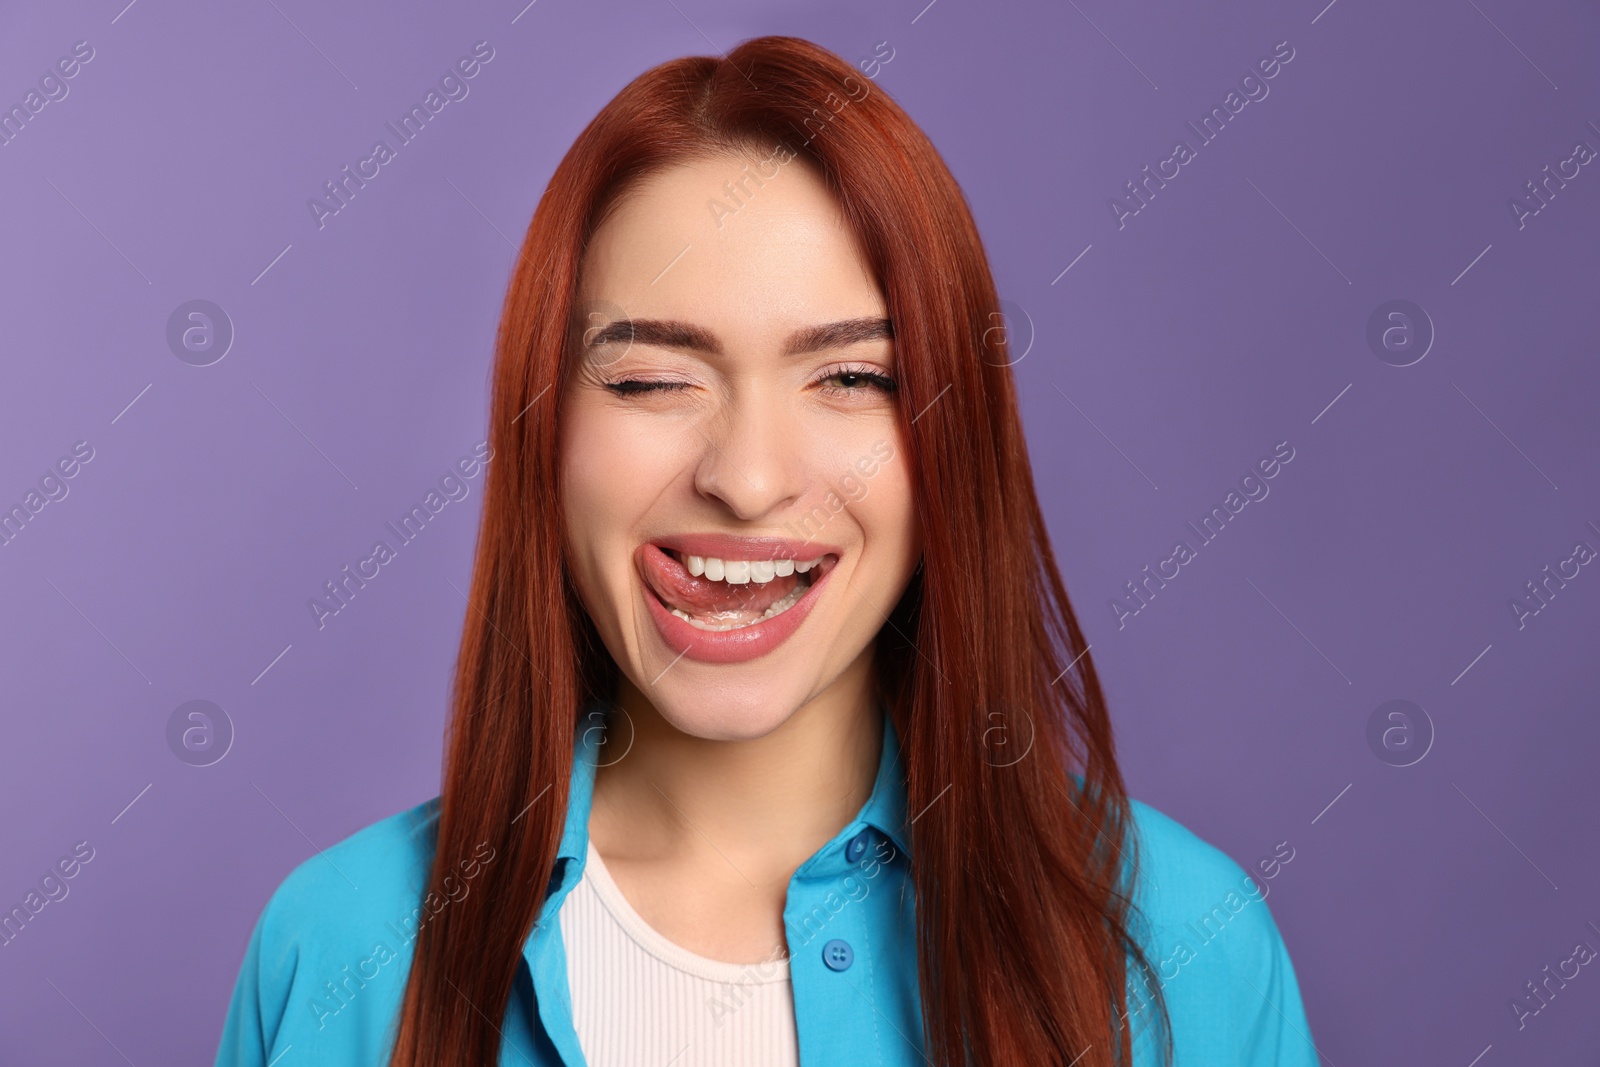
[604,363,898,398]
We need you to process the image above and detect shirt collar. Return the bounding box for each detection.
[521,700,911,1065]
[556,698,911,867]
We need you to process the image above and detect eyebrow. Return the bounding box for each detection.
[584,315,893,357]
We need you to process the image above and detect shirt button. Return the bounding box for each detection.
[844,829,872,863]
[822,939,854,972]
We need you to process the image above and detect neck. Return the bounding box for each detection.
[588,660,884,879]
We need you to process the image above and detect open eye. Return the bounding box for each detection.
[816,363,897,397]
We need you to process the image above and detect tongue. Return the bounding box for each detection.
[642,545,800,620]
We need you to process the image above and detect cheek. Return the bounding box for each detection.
[558,400,687,605]
[845,436,919,580]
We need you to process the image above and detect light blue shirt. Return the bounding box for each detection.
[216,707,1318,1065]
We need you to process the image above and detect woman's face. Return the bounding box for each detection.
[559,151,921,740]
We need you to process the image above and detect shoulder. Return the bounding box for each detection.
[258,795,442,938]
[216,798,446,1066]
[1119,796,1319,1067]
[1124,796,1292,919]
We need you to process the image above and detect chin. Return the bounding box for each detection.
[646,683,809,742]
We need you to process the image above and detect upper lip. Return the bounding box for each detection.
[648,533,844,561]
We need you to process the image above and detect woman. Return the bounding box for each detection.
[216,35,1315,1067]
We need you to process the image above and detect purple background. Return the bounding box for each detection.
[2,0,1597,1062]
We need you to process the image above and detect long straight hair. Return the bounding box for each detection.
[390,34,1171,1067]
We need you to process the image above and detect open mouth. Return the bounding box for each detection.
[639,545,839,633]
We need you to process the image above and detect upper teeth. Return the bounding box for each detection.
[685,555,823,584]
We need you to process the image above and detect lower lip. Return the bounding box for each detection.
[639,554,835,665]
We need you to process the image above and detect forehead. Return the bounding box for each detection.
[577,152,885,329]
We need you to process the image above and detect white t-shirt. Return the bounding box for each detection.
[560,840,801,1066]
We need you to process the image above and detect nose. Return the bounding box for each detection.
[690,387,805,521]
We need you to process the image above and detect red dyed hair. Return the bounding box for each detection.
[390,34,1171,1067]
